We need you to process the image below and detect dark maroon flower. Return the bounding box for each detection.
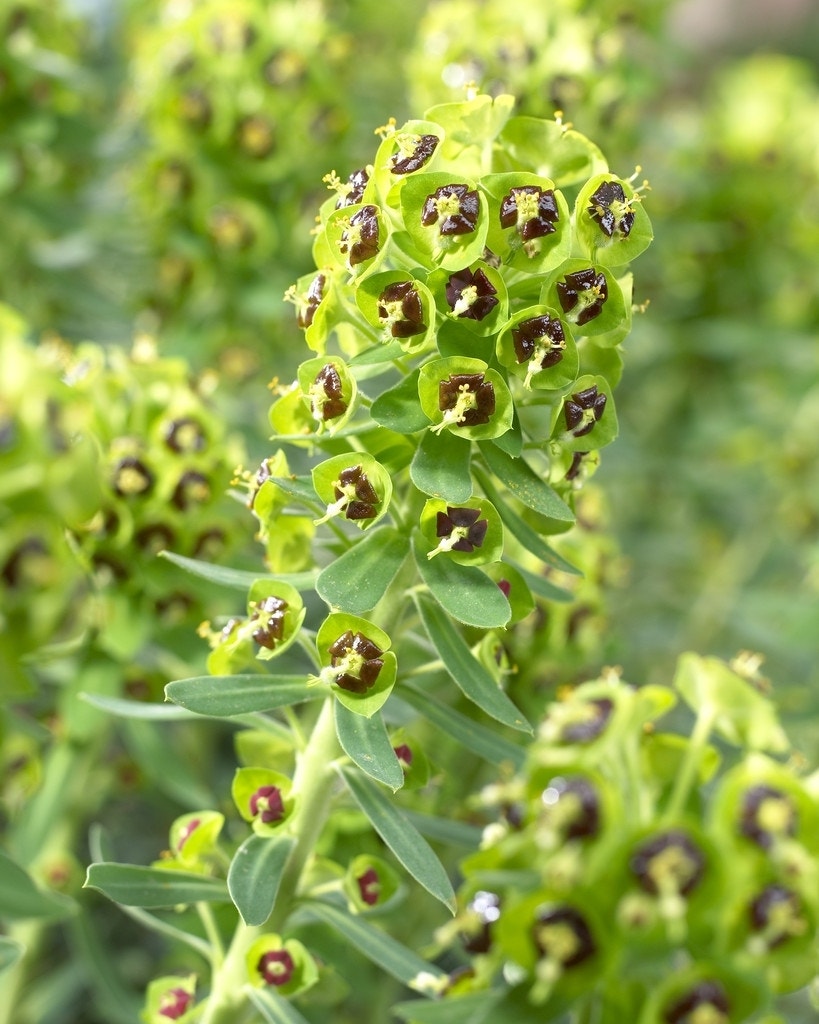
[739,785,798,849]
[335,167,370,208]
[564,385,607,437]
[630,830,706,898]
[532,905,596,968]
[438,373,495,427]
[257,949,295,986]
[445,268,498,320]
[393,743,413,767]
[172,470,211,510]
[462,890,501,954]
[421,184,480,236]
[663,981,730,1024]
[559,697,614,743]
[312,363,347,420]
[512,314,566,369]
[297,273,325,329]
[334,464,379,521]
[249,784,285,825]
[500,186,559,240]
[749,884,806,948]
[556,268,608,325]
[540,775,600,840]
[339,205,380,265]
[135,523,176,555]
[391,134,439,174]
[328,631,384,693]
[163,417,206,454]
[158,986,194,1020]
[112,455,154,497]
[436,506,488,553]
[250,596,289,649]
[377,281,426,338]
[588,180,635,238]
[356,867,381,906]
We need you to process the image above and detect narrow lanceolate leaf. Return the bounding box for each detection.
[514,563,574,603]
[410,429,472,502]
[339,767,456,913]
[159,551,317,592]
[415,593,531,734]
[84,864,229,908]
[165,676,320,717]
[228,834,295,927]
[479,443,573,521]
[393,990,505,1023]
[413,533,511,629]
[404,810,484,849]
[474,468,581,575]
[0,937,24,974]
[335,702,404,792]
[80,693,197,720]
[316,526,408,614]
[246,987,313,1024]
[399,685,525,769]
[305,899,446,988]
[370,369,429,434]
[0,851,76,921]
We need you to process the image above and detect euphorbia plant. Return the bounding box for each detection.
[83,92,653,1021]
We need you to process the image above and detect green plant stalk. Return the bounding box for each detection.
[199,698,340,1023]
[662,701,717,824]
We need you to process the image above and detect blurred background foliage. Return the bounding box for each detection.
[1,0,818,1019]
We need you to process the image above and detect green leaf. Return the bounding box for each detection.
[479,443,573,521]
[84,863,229,908]
[80,693,197,720]
[339,767,456,912]
[370,369,429,434]
[245,986,313,1024]
[335,702,404,791]
[316,526,408,613]
[165,676,320,717]
[473,468,580,575]
[393,990,505,1023]
[514,563,574,602]
[270,474,323,508]
[399,685,525,769]
[0,851,76,922]
[228,834,295,927]
[410,430,472,502]
[413,533,511,629]
[159,551,317,592]
[305,899,446,988]
[415,593,530,733]
[404,810,484,848]
[0,936,24,974]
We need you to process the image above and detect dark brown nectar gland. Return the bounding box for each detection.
[339,205,380,266]
[333,465,380,520]
[257,949,295,987]
[749,884,806,949]
[588,180,635,239]
[250,595,289,649]
[663,981,730,1024]
[328,630,384,693]
[436,506,488,553]
[500,185,559,240]
[739,784,798,849]
[532,905,596,969]
[335,168,369,209]
[158,987,194,1020]
[297,273,325,329]
[564,385,607,437]
[163,416,207,454]
[356,867,381,906]
[377,281,426,338]
[438,373,495,427]
[445,268,498,320]
[112,456,154,498]
[630,830,706,898]
[556,268,608,326]
[421,184,480,236]
[512,315,566,386]
[249,784,285,825]
[311,363,347,421]
[390,134,439,175]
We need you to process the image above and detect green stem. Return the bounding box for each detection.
[663,702,717,823]
[198,699,340,1024]
[197,902,226,969]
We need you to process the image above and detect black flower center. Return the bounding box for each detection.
[436,506,489,553]
[739,784,798,848]
[532,905,596,969]
[630,830,706,898]
[540,775,600,840]
[663,981,730,1024]
[421,184,480,237]
[500,186,559,240]
[437,373,495,429]
[588,180,635,239]
[340,205,380,265]
[391,134,439,175]
[378,281,426,338]
[445,268,498,321]
[328,630,384,693]
[112,456,154,498]
[310,363,347,421]
[564,385,607,437]
[556,268,608,325]
[250,596,289,649]
[333,465,380,520]
[163,417,206,454]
